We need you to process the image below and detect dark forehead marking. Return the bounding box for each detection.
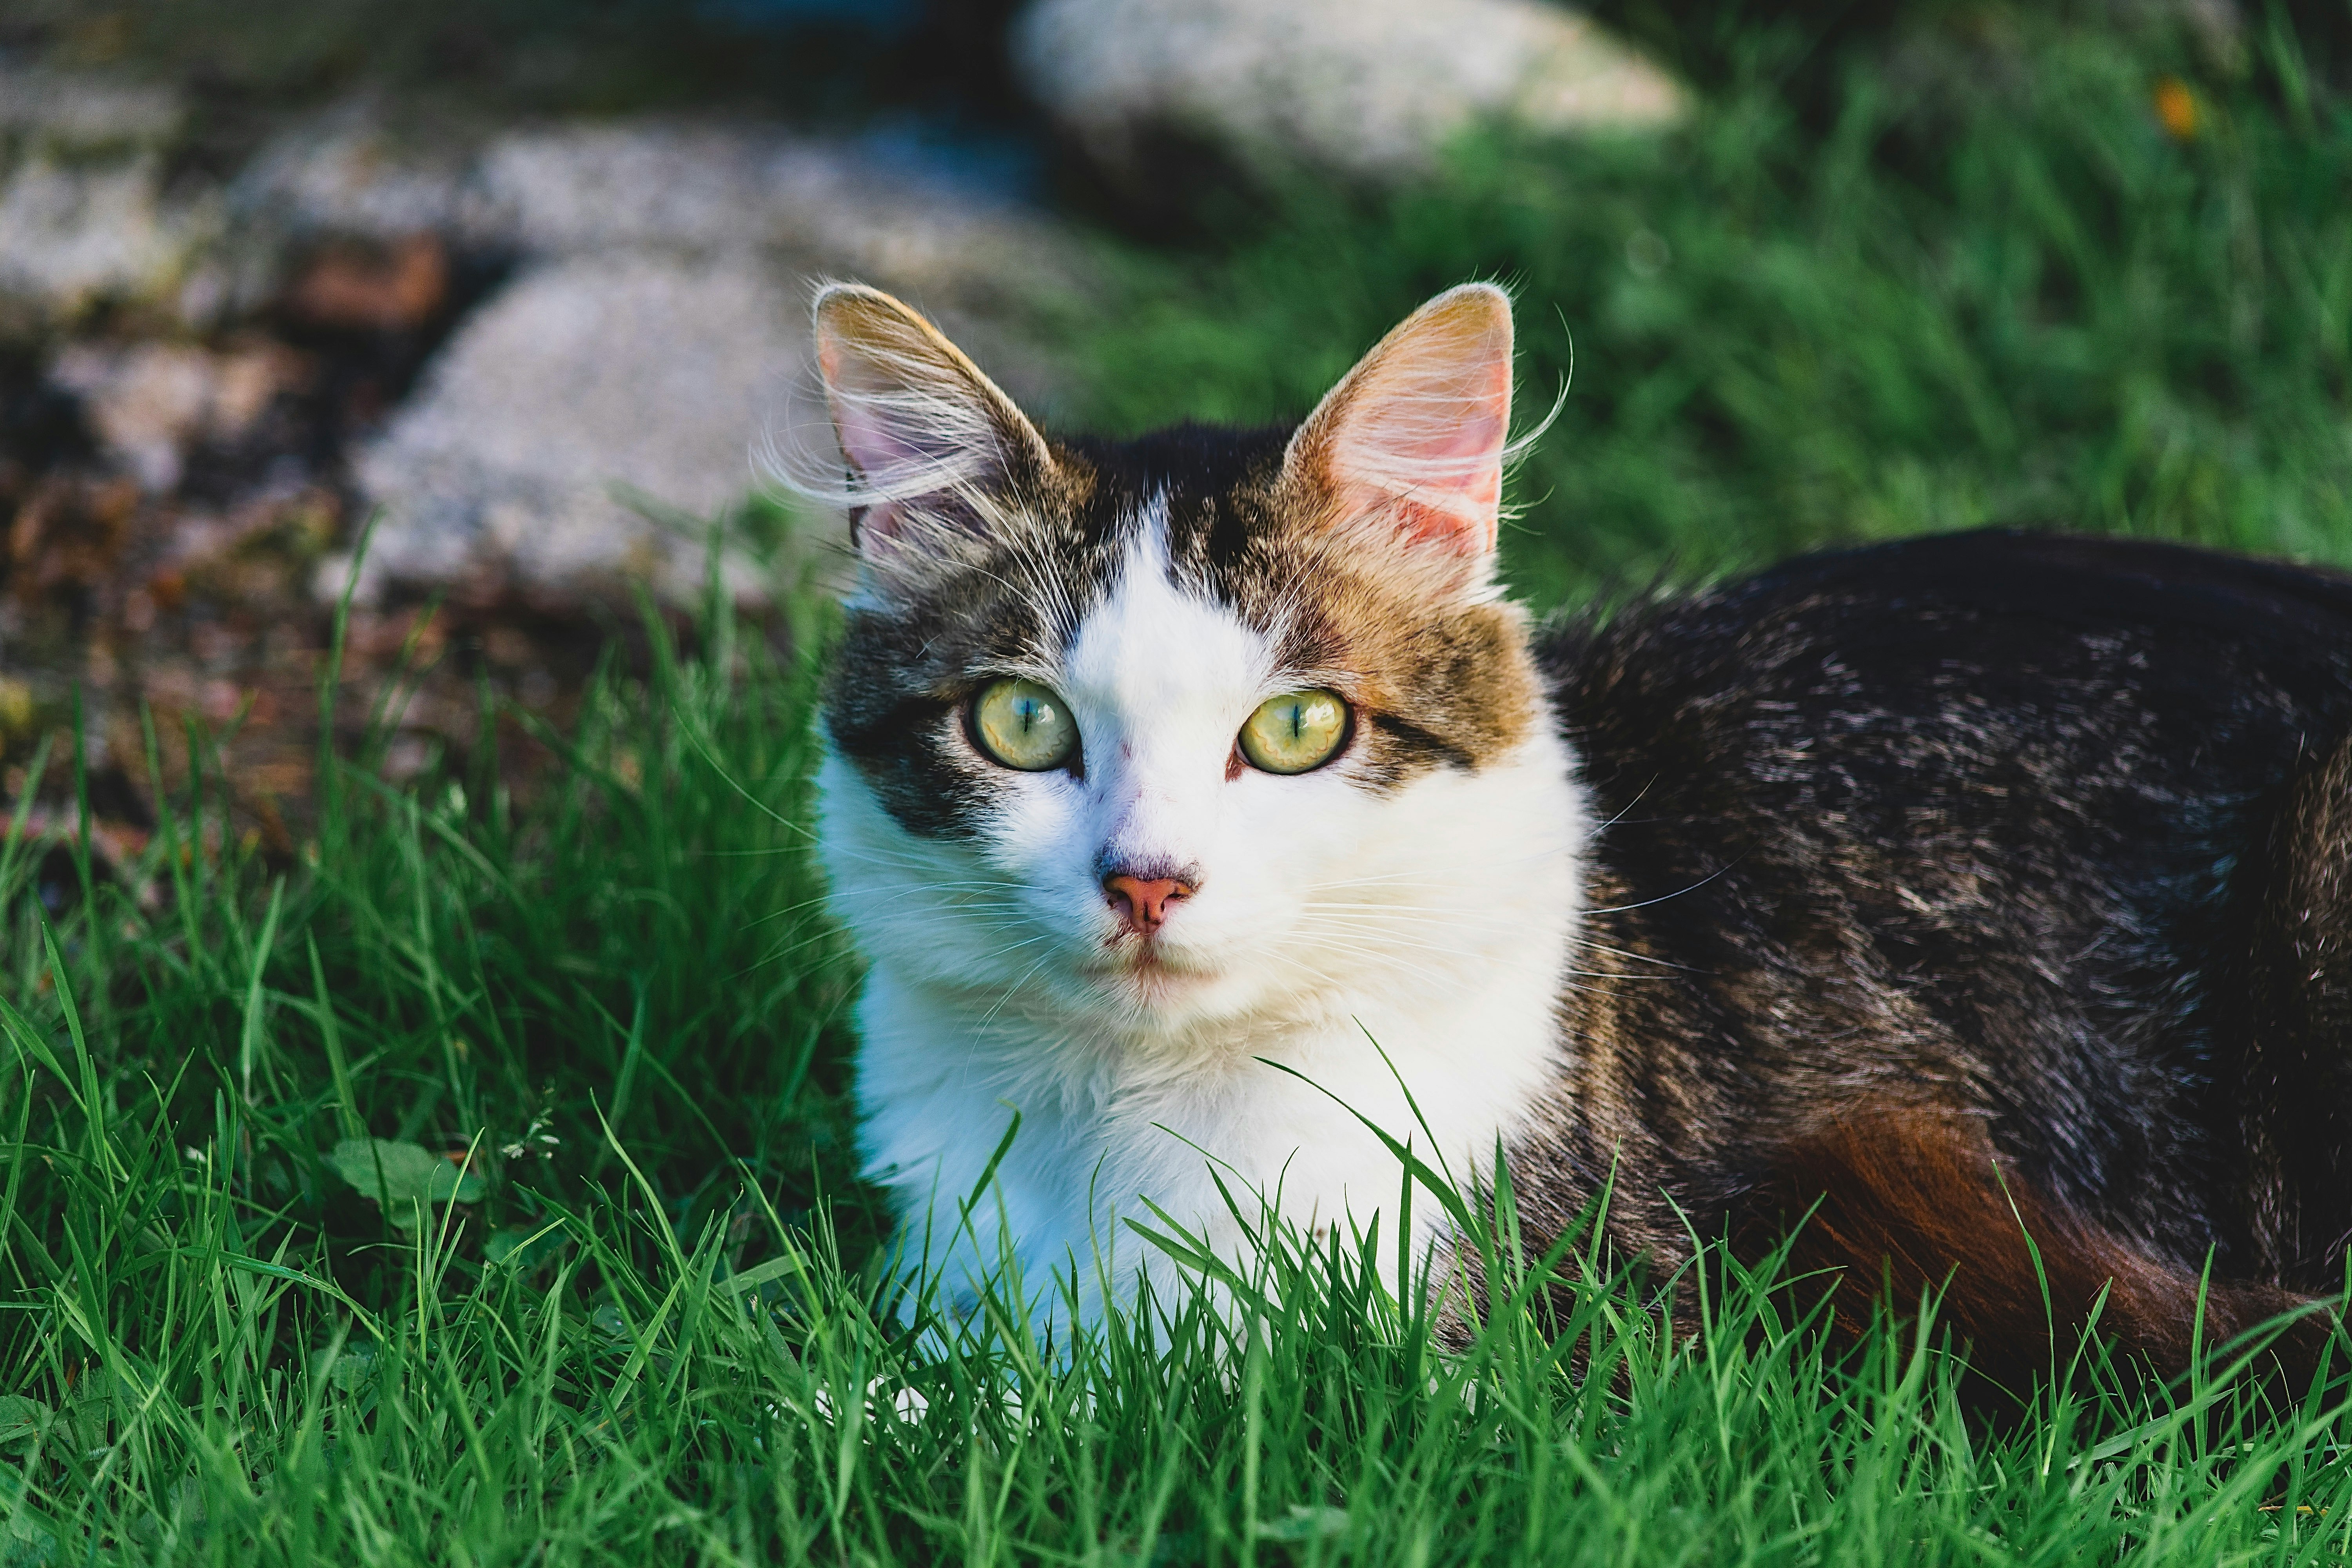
[1058,422,1293,499]
[824,423,1299,842]
[831,420,1293,710]
[1040,421,1291,658]
[1058,423,1295,596]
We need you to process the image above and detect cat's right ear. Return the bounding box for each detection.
[1279,283,1517,597]
[810,283,1056,568]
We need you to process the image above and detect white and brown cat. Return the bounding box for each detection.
[805,281,2352,1383]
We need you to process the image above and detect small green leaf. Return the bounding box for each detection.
[486,1224,564,1268]
[0,1396,47,1450]
[330,1138,486,1225]
[64,1390,113,1455]
[3,1514,58,1568]
[1258,1505,1349,1543]
[325,1342,379,1394]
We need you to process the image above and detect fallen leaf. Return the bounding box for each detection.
[330,1138,485,1226]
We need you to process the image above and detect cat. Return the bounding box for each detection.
[803,279,2352,1381]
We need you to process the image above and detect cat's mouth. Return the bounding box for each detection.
[1085,939,1216,995]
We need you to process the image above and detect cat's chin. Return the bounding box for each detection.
[1062,942,1363,1041]
[1066,943,1277,1030]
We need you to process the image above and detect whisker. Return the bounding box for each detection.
[1571,938,1708,973]
[1583,861,1740,915]
[976,946,1069,1028]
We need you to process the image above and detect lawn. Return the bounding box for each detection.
[11,9,2352,1565]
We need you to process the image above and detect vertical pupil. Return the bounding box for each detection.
[1287,702,1305,741]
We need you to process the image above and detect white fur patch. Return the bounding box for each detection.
[818,503,1589,1328]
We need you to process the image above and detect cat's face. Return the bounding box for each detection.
[812,285,1550,1044]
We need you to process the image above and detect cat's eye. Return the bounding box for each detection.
[1238,690,1350,775]
[970,679,1078,771]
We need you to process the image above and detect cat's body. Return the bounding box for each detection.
[1530,529,2352,1377]
[805,281,2352,1376]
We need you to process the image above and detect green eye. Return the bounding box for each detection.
[1238,690,1350,775]
[971,679,1078,771]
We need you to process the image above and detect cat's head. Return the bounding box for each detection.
[809,283,1566,1045]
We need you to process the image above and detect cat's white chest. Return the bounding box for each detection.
[855,962,1567,1319]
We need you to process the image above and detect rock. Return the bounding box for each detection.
[1013,0,1685,189]
[237,114,1076,297]
[227,109,486,249]
[473,125,1058,290]
[301,119,1084,608]
[341,254,809,607]
[0,154,217,325]
[49,340,299,492]
[0,93,1085,608]
[0,67,212,324]
[476,126,817,253]
[48,342,213,492]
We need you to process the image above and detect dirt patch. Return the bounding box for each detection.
[0,234,788,902]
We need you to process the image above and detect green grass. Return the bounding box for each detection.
[14,12,2352,1564]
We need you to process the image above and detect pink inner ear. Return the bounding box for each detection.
[815,323,1009,550]
[833,399,927,487]
[818,339,925,481]
[814,338,907,545]
[1321,314,1514,558]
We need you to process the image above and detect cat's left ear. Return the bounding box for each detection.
[811,282,1057,564]
[1280,283,1515,583]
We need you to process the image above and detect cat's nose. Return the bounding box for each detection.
[1102,871,1196,936]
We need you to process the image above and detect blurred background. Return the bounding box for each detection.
[0,0,2347,875]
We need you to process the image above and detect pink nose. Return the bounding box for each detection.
[1103,873,1194,936]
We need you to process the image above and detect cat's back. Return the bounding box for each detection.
[1545,528,2352,783]
[1531,528,2352,1294]
[1544,530,2352,912]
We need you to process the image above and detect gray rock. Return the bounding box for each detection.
[0,152,218,322]
[235,114,1075,296]
[229,110,486,248]
[343,254,804,606]
[0,67,213,323]
[478,125,831,252]
[312,118,1082,607]
[0,82,1080,607]
[343,248,925,608]
[474,125,1065,296]
[49,339,289,492]
[1013,0,1685,188]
